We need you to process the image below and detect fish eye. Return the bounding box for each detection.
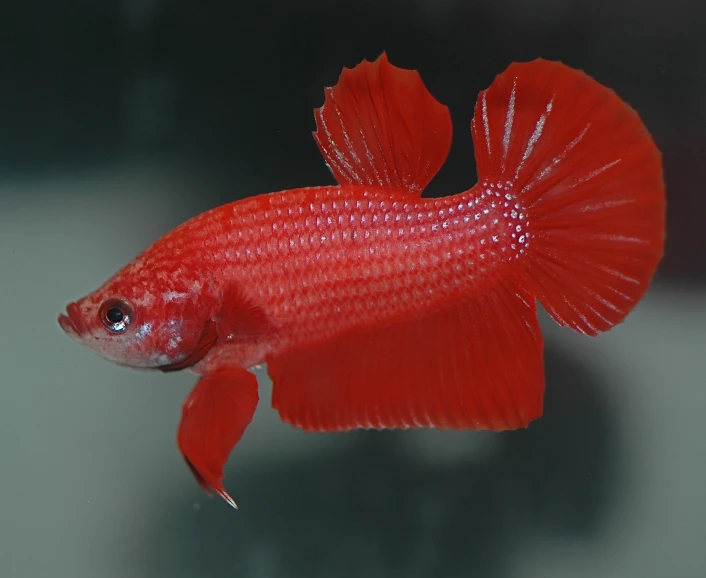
[99,299,134,333]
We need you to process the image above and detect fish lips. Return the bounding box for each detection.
[58,302,87,339]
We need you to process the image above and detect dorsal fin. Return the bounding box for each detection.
[312,52,453,196]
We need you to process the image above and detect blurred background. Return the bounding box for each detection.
[1,1,704,577]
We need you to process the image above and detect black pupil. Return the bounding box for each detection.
[106,307,124,324]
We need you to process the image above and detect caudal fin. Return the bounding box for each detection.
[472,59,665,335]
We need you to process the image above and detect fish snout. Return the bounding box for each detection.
[58,302,88,337]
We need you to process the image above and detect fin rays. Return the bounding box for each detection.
[312,52,453,196]
[269,281,545,433]
[471,59,664,334]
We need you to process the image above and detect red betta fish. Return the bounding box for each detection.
[58,53,665,508]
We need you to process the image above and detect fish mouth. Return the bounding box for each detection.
[58,302,87,338]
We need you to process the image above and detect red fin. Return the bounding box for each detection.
[268,281,544,433]
[471,59,665,335]
[159,320,217,372]
[215,284,275,341]
[177,367,259,508]
[313,52,452,195]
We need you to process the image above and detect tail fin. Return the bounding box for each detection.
[472,59,665,335]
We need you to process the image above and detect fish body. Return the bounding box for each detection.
[126,183,521,371]
[59,54,665,508]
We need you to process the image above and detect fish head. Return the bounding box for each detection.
[58,262,219,370]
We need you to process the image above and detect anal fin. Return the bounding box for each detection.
[268,281,545,433]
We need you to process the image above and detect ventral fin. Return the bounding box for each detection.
[268,281,545,433]
[313,52,452,196]
[177,367,259,509]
